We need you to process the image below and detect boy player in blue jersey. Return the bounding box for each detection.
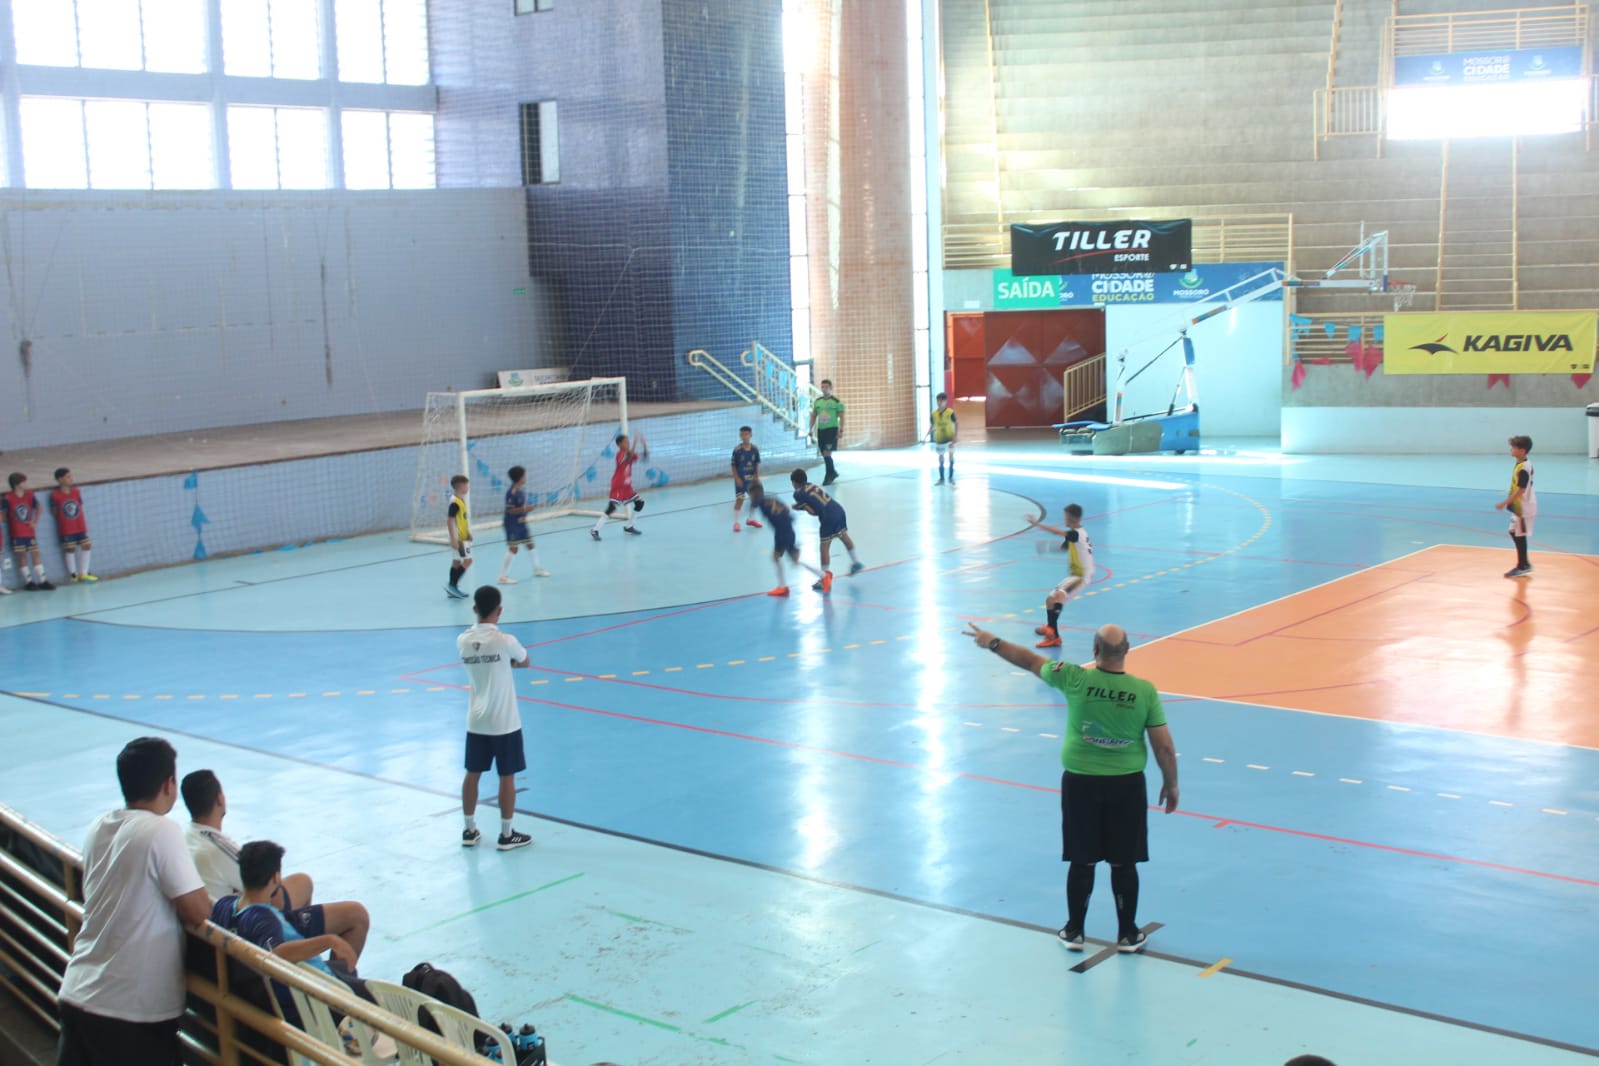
[731,426,764,532]
[748,481,824,596]
[789,469,863,591]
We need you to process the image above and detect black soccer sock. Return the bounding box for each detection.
[1046,604,1062,634]
[1513,534,1529,568]
[1066,862,1095,931]
[825,454,838,479]
[449,563,463,587]
[1110,864,1140,939]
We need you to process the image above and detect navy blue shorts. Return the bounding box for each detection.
[284,903,326,938]
[465,729,526,775]
[504,522,531,546]
[819,504,848,542]
[60,532,90,547]
[9,535,37,550]
[772,525,797,556]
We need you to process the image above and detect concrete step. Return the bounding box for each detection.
[993,9,1332,37]
[993,42,1327,66]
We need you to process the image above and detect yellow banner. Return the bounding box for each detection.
[1383,311,1596,374]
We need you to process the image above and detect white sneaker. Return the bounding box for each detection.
[0,586,10,595]
[534,568,551,577]
[497,576,518,584]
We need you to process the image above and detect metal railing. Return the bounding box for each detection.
[1291,313,1388,366]
[1062,353,1107,422]
[944,213,1294,271]
[0,800,484,1066]
[741,341,821,436]
[1391,4,1588,55]
[1314,86,1384,148]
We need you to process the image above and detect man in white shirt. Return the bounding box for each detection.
[179,769,370,958]
[56,737,212,1066]
[459,585,534,851]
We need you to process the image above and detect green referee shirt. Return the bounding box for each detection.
[1038,659,1166,775]
[812,395,845,430]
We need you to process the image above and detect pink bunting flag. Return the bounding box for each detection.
[1573,372,1593,389]
[1291,359,1307,391]
[1486,374,1511,390]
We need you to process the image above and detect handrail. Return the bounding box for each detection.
[741,340,822,436]
[1062,353,1107,422]
[1391,4,1588,55]
[0,800,485,1066]
[1291,312,1387,366]
[1325,0,1345,94]
[685,347,758,404]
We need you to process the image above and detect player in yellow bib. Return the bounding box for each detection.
[1028,503,1095,648]
[1494,434,1536,578]
[928,392,958,485]
[445,474,474,599]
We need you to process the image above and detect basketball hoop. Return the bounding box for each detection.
[1388,282,1418,311]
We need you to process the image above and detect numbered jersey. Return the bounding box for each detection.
[50,488,89,537]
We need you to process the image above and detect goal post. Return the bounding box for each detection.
[409,376,629,544]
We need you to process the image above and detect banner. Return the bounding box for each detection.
[1010,219,1191,276]
[1383,311,1597,374]
[1394,46,1582,86]
[993,262,1283,310]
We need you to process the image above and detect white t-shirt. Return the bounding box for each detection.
[184,821,242,902]
[58,808,204,1023]
[458,622,528,736]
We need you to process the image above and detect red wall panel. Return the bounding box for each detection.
[983,310,1105,428]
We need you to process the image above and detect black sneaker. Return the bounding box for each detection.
[497,829,533,851]
[1503,565,1532,578]
[461,828,481,848]
[590,529,601,541]
[1117,931,1148,954]
[1056,926,1084,952]
[39,580,56,590]
[23,581,38,591]
[623,526,642,535]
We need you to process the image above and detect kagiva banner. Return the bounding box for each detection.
[1010,220,1191,276]
[1383,311,1597,374]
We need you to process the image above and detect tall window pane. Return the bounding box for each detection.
[270,0,322,79]
[220,0,272,76]
[142,0,209,73]
[20,99,88,188]
[85,100,153,188]
[228,106,279,187]
[387,112,434,187]
[150,102,214,188]
[275,107,327,188]
[382,0,429,86]
[335,0,384,83]
[12,0,81,67]
[341,110,389,188]
[78,0,145,70]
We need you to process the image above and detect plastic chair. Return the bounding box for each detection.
[283,961,394,1066]
[364,977,517,1064]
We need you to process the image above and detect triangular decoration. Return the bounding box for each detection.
[1291,360,1307,390]
[191,505,210,530]
[1486,374,1511,390]
[1573,372,1593,389]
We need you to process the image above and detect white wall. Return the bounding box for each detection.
[1284,406,1593,454]
[1105,302,1284,437]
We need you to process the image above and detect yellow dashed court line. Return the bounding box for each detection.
[427,686,447,692]
[563,677,582,683]
[391,688,410,694]
[1438,793,1462,800]
[1339,778,1363,785]
[530,679,549,685]
[1291,770,1314,777]
[632,670,650,676]
[696,664,714,669]
[1387,785,1411,793]
[254,694,272,699]
[757,656,776,662]
[665,666,683,672]
[123,694,140,700]
[357,690,375,696]
[598,674,617,679]
[288,693,306,698]
[93,694,109,700]
[1202,757,1224,764]
[1246,764,1270,771]
[1490,801,1513,808]
[1001,727,1019,734]
[220,694,238,700]
[186,694,205,701]
[727,660,744,666]
[154,694,171,700]
[1542,808,1568,816]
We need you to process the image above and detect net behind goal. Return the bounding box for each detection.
[409,377,628,543]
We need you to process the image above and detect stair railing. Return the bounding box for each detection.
[741,341,822,436]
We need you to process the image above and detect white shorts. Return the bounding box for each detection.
[456,543,473,560]
[933,441,953,455]
[1508,513,1533,537]
[1052,572,1089,600]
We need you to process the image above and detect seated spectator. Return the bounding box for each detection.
[57,737,211,1066]
[181,769,313,910]
[211,841,371,1025]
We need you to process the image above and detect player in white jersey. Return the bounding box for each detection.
[1029,503,1096,649]
[457,585,534,850]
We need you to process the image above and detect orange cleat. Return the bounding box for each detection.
[1035,633,1062,648]
[734,522,742,532]
[766,586,790,597]
[747,518,763,528]
[821,571,834,594]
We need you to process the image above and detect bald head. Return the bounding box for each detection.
[1092,624,1130,667]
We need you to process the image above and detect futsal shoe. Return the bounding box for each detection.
[0,585,10,595]
[1117,931,1148,954]
[1504,565,1532,578]
[23,581,38,591]
[936,477,945,485]
[534,569,551,577]
[767,586,790,597]
[590,529,601,541]
[446,584,467,599]
[461,828,481,848]
[497,829,533,851]
[497,576,518,584]
[80,574,98,582]
[746,518,762,528]
[1035,625,1053,636]
[822,571,834,593]
[1036,633,1062,648]
[849,562,864,575]
[734,522,742,532]
[39,580,55,590]
[1056,926,1084,952]
[624,526,643,535]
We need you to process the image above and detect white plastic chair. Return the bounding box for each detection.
[365,977,517,1064]
[282,961,394,1065]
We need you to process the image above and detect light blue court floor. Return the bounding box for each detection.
[4,438,1599,1064]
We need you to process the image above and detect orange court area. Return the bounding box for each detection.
[1133,544,1599,748]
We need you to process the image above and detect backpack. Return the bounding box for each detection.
[402,962,493,1055]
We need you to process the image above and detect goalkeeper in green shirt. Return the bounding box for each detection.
[809,379,845,485]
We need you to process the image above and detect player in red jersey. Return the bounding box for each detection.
[51,468,97,583]
[590,432,648,540]
[3,472,55,591]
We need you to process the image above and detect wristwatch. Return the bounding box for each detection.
[988,637,1002,651]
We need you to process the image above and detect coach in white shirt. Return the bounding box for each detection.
[180,769,313,908]
[459,584,534,852]
[57,737,212,1066]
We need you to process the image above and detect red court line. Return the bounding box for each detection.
[1234,570,1434,649]
[512,689,1599,890]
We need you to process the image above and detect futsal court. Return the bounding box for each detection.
[4,438,1598,1064]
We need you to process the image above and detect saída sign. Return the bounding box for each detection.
[1010,219,1192,276]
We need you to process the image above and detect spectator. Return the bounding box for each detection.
[56,737,211,1066]
[180,769,313,909]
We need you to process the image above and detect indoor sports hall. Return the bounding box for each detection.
[3,0,1599,1065]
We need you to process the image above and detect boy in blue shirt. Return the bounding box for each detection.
[749,481,824,595]
[731,427,764,532]
[789,469,863,591]
[498,465,550,583]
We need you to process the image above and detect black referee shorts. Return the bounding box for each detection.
[1060,770,1149,865]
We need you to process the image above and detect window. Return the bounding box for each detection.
[513,0,554,13]
[221,0,321,79]
[342,110,435,188]
[12,0,207,73]
[519,101,559,185]
[19,97,213,189]
[228,105,328,188]
[335,0,429,86]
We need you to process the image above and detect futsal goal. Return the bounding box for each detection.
[408,376,628,543]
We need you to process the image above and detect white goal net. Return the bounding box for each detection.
[409,377,628,543]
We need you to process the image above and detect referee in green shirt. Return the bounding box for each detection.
[808,379,845,485]
[965,621,1178,953]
